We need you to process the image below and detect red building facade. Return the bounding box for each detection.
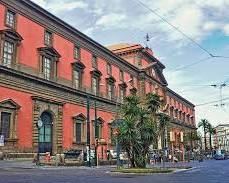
[0,0,196,159]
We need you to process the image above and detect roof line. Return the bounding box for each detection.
[110,44,142,51]
[167,88,195,107]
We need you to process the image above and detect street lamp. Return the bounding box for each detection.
[86,83,105,167]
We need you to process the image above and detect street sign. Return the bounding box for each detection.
[0,135,4,146]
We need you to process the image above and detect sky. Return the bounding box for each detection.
[31,0,229,127]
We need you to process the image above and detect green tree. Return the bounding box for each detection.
[198,119,209,151]
[146,93,161,117]
[207,123,215,150]
[157,113,170,148]
[117,94,159,168]
[183,131,201,150]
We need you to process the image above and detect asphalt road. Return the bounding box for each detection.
[0,160,228,183]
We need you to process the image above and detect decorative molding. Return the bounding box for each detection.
[71,61,86,70]
[37,47,61,59]
[32,98,63,154]
[106,75,116,84]
[0,29,23,43]
[0,66,117,113]
[0,99,21,109]
[90,69,102,78]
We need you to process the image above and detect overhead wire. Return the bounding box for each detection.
[133,0,229,71]
[196,97,229,107]
[132,0,214,57]
[172,56,213,71]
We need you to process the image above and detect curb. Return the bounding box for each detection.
[107,170,175,176]
[173,167,196,173]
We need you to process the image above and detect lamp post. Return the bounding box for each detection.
[36,119,43,166]
[86,94,91,167]
[94,100,98,166]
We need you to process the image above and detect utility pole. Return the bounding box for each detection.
[211,83,227,107]
[94,100,98,166]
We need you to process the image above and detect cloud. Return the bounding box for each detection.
[50,1,88,13]
[31,0,46,7]
[223,24,229,35]
[202,21,219,31]
[95,13,127,28]
[31,0,88,13]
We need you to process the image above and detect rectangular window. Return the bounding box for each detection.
[130,75,134,86]
[149,83,153,92]
[120,88,125,102]
[95,124,102,139]
[170,108,173,117]
[76,123,82,143]
[119,70,124,81]
[0,112,11,139]
[74,46,80,60]
[45,30,52,46]
[107,63,112,75]
[92,55,97,68]
[6,10,16,28]
[43,57,52,80]
[107,84,113,100]
[2,41,14,67]
[95,123,99,139]
[92,77,98,95]
[73,70,80,89]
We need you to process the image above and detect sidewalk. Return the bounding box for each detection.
[0,160,35,169]
[0,160,117,170]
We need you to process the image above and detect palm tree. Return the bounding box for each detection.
[157,113,170,148]
[198,119,209,151]
[117,94,159,168]
[207,123,215,150]
[146,93,161,117]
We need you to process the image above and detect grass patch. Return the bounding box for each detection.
[112,168,174,174]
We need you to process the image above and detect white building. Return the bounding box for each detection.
[214,124,229,152]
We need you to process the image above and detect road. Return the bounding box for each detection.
[0,160,228,183]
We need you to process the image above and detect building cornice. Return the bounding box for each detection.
[0,65,118,109]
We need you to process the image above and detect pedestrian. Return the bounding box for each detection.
[120,153,124,167]
[169,154,172,162]
[107,150,112,165]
